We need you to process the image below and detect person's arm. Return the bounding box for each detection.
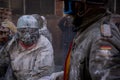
[58,17,66,32]
[89,35,120,80]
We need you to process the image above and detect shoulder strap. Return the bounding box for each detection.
[101,14,120,38]
[100,16,112,38]
[100,23,112,38]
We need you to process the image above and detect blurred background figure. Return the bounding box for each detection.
[0,2,17,80]
[58,14,76,68]
[32,14,52,43]
[0,23,17,80]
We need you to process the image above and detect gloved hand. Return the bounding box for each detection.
[50,71,64,80]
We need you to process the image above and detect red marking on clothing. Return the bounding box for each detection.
[100,46,112,50]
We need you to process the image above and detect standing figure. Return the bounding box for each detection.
[0,23,16,80]
[58,14,76,66]
[9,15,54,80]
[32,14,52,43]
[0,7,17,80]
[63,0,120,80]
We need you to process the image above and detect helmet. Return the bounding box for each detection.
[64,0,107,15]
[17,15,40,47]
[17,15,39,28]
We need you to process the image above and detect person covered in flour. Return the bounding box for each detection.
[8,15,54,80]
[32,14,52,43]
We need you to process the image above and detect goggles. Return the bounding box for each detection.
[17,27,38,34]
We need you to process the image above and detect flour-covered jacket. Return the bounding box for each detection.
[39,26,52,43]
[9,35,54,80]
[69,15,120,80]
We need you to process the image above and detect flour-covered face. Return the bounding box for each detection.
[18,27,39,46]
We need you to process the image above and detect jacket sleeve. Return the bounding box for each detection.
[89,32,120,80]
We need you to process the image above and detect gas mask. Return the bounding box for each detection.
[18,27,39,46]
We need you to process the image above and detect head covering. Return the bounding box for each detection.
[17,15,39,28]
[1,19,17,33]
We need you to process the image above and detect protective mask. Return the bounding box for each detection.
[18,28,39,46]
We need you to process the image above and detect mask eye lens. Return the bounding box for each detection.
[21,30,25,33]
[29,28,37,33]
[28,28,33,33]
[18,28,25,33]
[18,28,38,34]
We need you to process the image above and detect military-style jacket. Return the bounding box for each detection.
[9,35,54,80]
[68,14,120,80]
